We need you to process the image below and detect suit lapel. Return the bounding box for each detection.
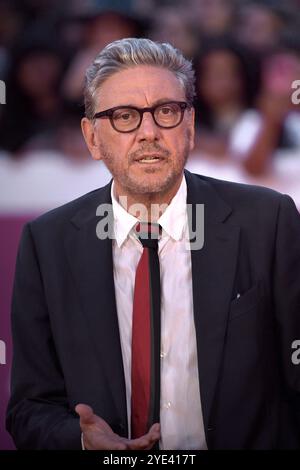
[64,183,128,433]
[185,170,240,436]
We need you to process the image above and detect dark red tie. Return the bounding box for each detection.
[131,222,161,439]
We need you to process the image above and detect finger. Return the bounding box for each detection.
[127,437,158,450]
[148,423,160,437]
[127,425,161,450]
[75,403,96,426]
[127,437,151,450]
[96,435,128,451]
[145,423,160,443]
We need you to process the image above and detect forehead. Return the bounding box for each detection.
[96,65,186,109]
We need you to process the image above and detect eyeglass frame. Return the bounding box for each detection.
[92,101,190,133]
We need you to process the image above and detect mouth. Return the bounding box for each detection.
[134,154,165,164]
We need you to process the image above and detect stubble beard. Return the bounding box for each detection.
[99,139,190,198]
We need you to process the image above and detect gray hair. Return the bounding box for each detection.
[83,37,195,119]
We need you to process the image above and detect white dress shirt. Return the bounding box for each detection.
[111,175,207,450]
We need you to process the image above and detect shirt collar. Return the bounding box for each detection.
[111,184,138,248]
[158,175,187,241]
[111,174,187,248]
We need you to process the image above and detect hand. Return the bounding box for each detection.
[257,93,291,125]
[258,53,300,124]
[75,404,160,450]
[262,53,300,96]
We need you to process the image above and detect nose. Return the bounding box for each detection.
[136,111,160,142]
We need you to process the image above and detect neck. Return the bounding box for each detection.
[114,175,183,222]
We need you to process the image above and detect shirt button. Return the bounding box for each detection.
[160,351,166,358]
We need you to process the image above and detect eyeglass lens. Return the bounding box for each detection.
[112,102,183,131]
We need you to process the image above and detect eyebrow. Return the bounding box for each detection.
[111,98,184,108]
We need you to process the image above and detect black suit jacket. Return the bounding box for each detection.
[6,170,300,449]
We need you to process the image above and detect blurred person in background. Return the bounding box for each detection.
[234,0,297,55]
[0,38,65,155]
[58,2,146,159]
[230,36,300,175]
[0,0,22,79]
[193,37,259,158]
[188,0,235,38]
[148,6,197,59]
[62,2,145,108]
[0,0,299,165]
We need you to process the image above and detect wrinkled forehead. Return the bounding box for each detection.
[95,65,186,110]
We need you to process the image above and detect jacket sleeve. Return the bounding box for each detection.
[6,223,82,449]
[273,194,300,434]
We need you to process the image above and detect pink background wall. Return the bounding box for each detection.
[0,215,38,449]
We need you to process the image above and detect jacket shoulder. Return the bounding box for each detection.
[196,173,282,202]
[28,183,111,233]
[189,172,285,211]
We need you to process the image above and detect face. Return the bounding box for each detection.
[198,51,244,106]
[81,65,194,201]
[18,52,62,98]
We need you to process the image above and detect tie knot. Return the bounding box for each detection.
[134,222,161,249]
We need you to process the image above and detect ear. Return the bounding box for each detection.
[188,107,195,152]
[81,117,102,161]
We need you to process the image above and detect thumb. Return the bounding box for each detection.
[75,403,96,427]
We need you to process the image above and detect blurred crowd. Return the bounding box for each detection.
[0,0,300,176]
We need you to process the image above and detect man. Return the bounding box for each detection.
[6,38,300,450]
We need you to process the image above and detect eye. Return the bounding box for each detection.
[160,106,174,115]
[113,109,136,121]
[156,104,180,119]
[120,113,131,121]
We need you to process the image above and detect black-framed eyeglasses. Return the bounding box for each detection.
[93,101,189,133]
